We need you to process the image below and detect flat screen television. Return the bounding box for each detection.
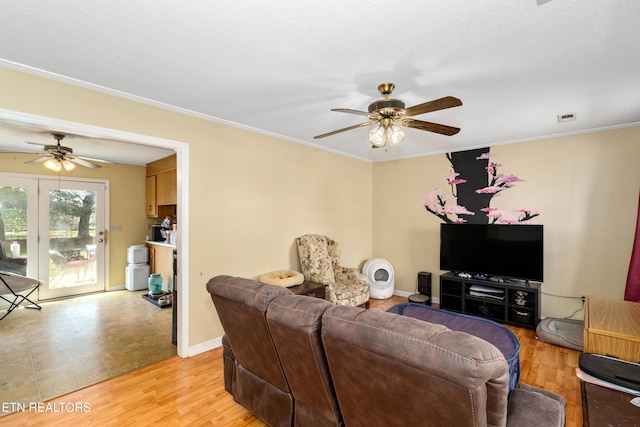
[440,223,543,282]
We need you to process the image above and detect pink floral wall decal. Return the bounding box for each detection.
[424,148,539,224]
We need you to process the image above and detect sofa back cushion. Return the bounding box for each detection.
[321,305,511,427]
[267,295,342,426]
[206,275,292,391]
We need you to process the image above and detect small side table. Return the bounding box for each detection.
[581,381,640,426]
[289,281,327,300]
[584,296,640,363]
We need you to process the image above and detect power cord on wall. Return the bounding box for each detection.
[541,291,585,319]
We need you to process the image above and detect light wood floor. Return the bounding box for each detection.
[0,296,582,427]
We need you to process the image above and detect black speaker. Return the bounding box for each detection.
[417,272,431,301]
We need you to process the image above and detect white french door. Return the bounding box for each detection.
[0,174,107,300]
[38,179,106,299]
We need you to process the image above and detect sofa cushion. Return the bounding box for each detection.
[234,364,294,427]
[267,295,342,426]
[506,383,566,427]
[322,305,510,427]
[388,303,521,391]
[206,275,293,392]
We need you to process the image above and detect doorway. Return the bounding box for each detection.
[0,175,108,299]
[0,109,190,357]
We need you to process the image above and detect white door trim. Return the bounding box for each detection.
[0,108,191,358]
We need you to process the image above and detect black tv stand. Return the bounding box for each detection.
[439,272,541,329]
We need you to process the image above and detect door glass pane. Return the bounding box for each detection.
[48,189,97,289]
[0,185,28,276]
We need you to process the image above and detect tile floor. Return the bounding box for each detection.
[0,289,176,406]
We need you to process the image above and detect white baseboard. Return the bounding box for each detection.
[394,290,413,298]
[188,337,222,357]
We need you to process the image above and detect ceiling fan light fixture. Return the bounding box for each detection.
[44,158,62,172]
[62,159,75,171]
[368,125,387,147]
[368,121,405,147]
[386,124,405,146]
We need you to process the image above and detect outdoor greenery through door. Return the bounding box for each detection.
[0,174,107,300]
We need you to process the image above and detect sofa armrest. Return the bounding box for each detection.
[506,383,565,427]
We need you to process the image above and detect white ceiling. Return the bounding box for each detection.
[0,0,639,164]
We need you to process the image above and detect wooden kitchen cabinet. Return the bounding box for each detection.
[156,170,177,205]
[146,175,157,217]
[146,154,177,218]
[147,245,156,272]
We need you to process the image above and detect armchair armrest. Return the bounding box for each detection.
[334,266,368,285]
[309,273,333,286]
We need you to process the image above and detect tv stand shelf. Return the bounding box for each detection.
[439,272,541,329]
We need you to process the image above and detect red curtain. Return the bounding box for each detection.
[624,192,640,302]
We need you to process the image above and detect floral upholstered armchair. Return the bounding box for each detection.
[296,234,370,308]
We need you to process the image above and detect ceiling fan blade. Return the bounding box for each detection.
[25,156,50,164]
[68,157,101,169]
[403,119,461,136]
[403,96,462,117]
[314,121,378,139]
[77,155,115,164]
[331,108,372,117]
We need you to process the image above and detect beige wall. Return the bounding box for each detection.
[4,64,637,344]
[0,67,373,349]
[0,153,148,287]
[373,126,640,318]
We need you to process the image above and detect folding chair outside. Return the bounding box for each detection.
[0,271,42,321]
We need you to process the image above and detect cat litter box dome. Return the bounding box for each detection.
[362,258,395,299]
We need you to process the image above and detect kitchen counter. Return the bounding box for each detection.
[146,243,176,291]
[146,241,176,249]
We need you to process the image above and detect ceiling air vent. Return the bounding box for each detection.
[557,112,576,123]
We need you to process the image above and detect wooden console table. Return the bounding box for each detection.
[584,296,640,363]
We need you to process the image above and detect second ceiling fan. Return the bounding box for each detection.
[314,83,462,148]
[25,133,114,171]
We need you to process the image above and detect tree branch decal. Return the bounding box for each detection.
[423,148,539,224]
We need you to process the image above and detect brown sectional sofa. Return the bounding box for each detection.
[207,275,565,427]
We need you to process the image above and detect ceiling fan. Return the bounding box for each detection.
[25,133,114,171]
[314,83,462,148]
